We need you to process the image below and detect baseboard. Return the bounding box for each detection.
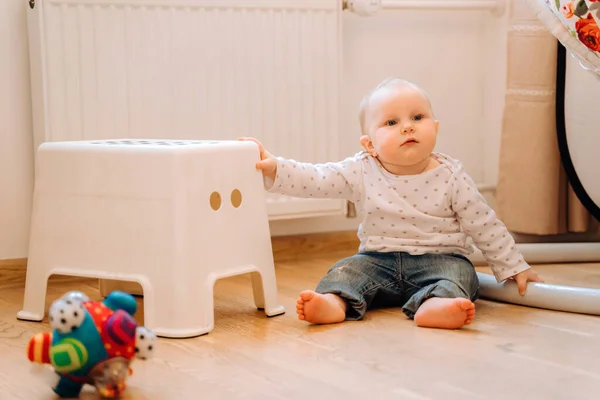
[0,231,360,291]
[0,258,100,290]
[271,230,359,262]
[0,258,27,289]
[99,231,360,295]
[0,258,27,267]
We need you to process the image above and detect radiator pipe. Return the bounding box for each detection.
[344,0,505,16]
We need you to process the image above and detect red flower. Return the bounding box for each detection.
[575,13,600,52]
[562,2,574,18]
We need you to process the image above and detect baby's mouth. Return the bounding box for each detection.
[402,138,418,146]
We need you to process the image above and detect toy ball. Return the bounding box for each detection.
[26,290,157,398]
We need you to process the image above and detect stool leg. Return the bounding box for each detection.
[250,267,285,318]
[250,272,266,310]
[17,259,49,322]
[145,280,216,338]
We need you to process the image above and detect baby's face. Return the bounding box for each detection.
[361,84,439,172]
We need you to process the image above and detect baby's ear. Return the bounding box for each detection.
[435,120,440,134]
[360,135,376,155]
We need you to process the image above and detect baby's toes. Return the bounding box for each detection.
[465,311,475,324]
[297,309,306,320]
[299,290,316,302]
[457,298,475,311]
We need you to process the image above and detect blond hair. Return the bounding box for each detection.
[358,78,432,135]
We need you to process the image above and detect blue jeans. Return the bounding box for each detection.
[315,251,480,320]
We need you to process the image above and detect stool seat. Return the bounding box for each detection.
[17,139,285,338]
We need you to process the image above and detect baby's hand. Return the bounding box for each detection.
[511,268,544,296]
[237,137,278,181]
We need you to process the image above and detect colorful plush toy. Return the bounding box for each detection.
[26,290,156,398]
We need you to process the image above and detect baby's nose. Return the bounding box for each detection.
[402,124,415,133]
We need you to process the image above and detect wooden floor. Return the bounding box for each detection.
[1,241,600,399]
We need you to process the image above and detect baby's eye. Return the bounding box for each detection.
[413,114,423,121]
[385,120,397,126]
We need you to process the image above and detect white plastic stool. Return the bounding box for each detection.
[17,139,286,338]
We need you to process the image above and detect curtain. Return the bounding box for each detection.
[496,0,590,235]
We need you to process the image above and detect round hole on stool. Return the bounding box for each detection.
[210,192,222,210]
[231,189,242,208]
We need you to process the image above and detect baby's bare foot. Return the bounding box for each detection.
[413,297,475,329]
[296,291,346,324]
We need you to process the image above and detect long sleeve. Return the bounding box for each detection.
[265,154,365,203]
[449,167,530,282]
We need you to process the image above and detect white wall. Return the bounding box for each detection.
[0,2,34,259]
[0,5,508,258]
[271,8,508,235]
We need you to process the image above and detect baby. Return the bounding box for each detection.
[239,78,543,330]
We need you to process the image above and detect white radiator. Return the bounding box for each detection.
[26,0,346,220]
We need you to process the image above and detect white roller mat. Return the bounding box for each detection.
[477,272,600,315]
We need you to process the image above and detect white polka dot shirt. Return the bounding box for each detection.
[266,151,530,282]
